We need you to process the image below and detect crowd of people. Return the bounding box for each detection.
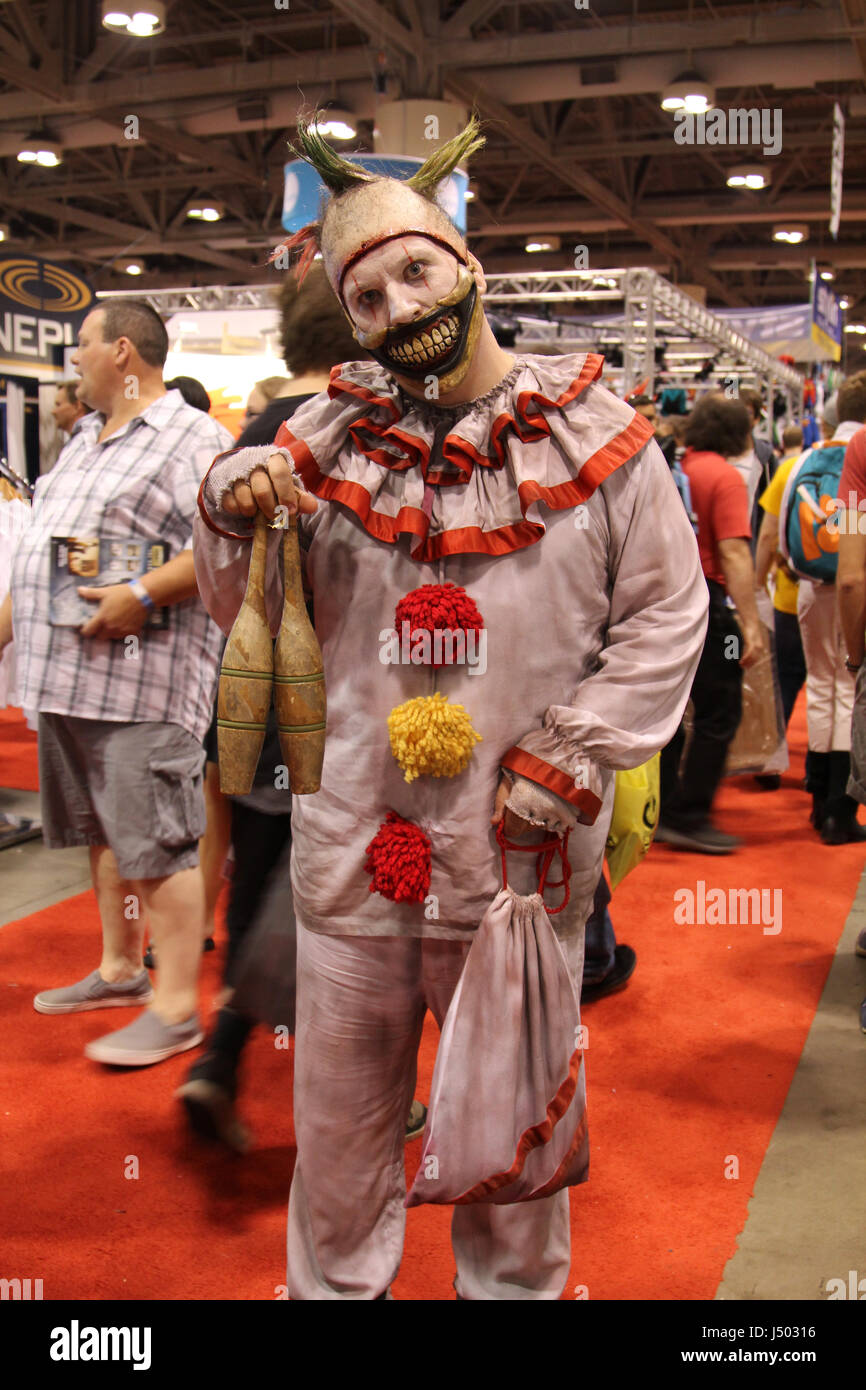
[1,116,865,1298]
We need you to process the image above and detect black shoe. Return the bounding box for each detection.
[754,774,781,790]
[203,936,215,952]
[176,1050,250,1153]
[405,1099,427,1142]
[655,822,739,855]
[819,816,866,845]
[176,1077,251,1153]
[581,944,637,1004]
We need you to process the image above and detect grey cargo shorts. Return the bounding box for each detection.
[38,714,206,879]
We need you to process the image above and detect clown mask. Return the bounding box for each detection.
[317,176,485,395]
[341,234,483,394]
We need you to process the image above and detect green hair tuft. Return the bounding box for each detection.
[290,115,374,195]
[406,113,485,199]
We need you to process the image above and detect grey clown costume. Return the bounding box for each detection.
[192,118,708,1299]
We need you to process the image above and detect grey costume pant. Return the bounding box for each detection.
[798,579,853,752]
[287,917,585,1300]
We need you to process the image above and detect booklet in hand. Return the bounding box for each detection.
[49,536,171,630]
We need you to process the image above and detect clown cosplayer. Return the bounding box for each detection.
[193,117,709,1300]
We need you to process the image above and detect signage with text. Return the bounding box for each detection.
[0,257,93,372]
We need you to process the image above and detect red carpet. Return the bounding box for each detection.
[0,706,39,791]
[1,701,863,1300]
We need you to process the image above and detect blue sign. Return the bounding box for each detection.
[0,256,93,370]
[811,277,842,362]
[282,154,467,235]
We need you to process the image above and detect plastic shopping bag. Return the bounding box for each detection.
[724,621,786,776]
[604,754,660,891]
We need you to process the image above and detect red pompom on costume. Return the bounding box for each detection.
[364,813,432,903]
[394,583,484,668]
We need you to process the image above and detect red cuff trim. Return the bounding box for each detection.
[500,746,602,823]
[196,448,256,542]
[450,1048,586,1205]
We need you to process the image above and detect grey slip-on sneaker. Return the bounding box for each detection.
[33,969,153,1015]
[85,1009,204,1067]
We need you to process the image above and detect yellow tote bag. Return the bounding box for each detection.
[604,754,660,891]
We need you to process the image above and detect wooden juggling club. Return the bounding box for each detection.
[274,515,326,794]
[217,512,273,794]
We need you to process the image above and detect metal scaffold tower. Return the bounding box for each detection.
[483,267,804,418]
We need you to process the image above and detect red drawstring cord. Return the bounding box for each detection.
[495,820,572,915]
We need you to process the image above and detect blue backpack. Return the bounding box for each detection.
[780,442,845,583]
[671,456,698,535]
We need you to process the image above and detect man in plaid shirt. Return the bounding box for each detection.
[0,298,233,1066]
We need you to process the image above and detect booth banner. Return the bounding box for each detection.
[810,277,842,363]
[830,102,845,241]
[714,304,811,350]
[282,155,468,235]
[0,257,94,372]
[715,303,841,364]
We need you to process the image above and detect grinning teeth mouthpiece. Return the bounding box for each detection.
[387,313,459,366]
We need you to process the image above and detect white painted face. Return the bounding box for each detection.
[342,235,461,342]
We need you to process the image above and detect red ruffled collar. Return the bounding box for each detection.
[200,354,653,560]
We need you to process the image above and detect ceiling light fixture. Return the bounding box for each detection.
[0,224,9,242]
[839,296,850,310]
[525,236,561,253]
[311,106,357,141]
[772,224,808,244]
[661,74,715,114]
[17,138,63,167]
[121,259,145,276]
[820,268,835,281]
[101,2,165,36]
[726,164,771,190]
[844,323,866,334]
[186,202,224,222]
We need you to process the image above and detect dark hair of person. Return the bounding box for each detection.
[275,263,361,374]
[57,380,80,406]
[737,386,764,422]
[98,298,169,369]
[782,425,803,450]
[669,414,690,441]
[684,394,751,457]
[838,371,866,426]
[629,394,654,409]
[165,376,211,413]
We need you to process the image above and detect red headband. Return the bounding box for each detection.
[337,230,468,304]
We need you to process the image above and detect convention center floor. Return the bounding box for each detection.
[1,701,864,1301]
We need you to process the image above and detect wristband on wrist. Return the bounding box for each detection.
[128,579,155,611]
[845,656,862,673]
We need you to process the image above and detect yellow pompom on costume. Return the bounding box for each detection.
[388,692,481,783]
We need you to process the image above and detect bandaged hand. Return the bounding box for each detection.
[491,770,578,839]
[208,445,318,522]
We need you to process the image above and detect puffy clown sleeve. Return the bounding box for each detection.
[501,439,709,824]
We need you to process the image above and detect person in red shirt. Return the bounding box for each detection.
[657,394,766,854]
